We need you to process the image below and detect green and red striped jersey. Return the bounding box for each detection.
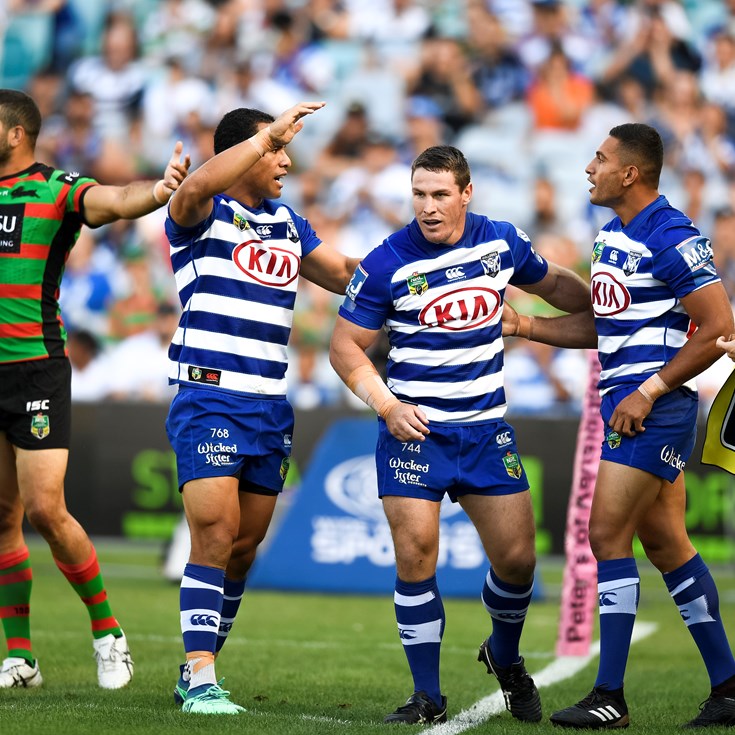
[0,163,96,364]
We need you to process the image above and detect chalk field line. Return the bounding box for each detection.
[424,621,657,735]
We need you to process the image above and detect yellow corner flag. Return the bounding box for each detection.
[702,367,735,475]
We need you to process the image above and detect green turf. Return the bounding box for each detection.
[0,539,733,734]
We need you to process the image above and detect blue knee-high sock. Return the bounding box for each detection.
[663,554,735,688]
[481,567,533,667]
[180,563,225,656]
[595,558,639,691]
[394,575,445,707]
[216,577,246,654]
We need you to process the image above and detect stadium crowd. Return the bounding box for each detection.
[4,0,735,414]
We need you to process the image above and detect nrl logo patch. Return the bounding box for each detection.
[30,413,50,440]
[592,240,605,264]
[406,271,428,296]
[606,430,622,449]
[233,213,250,231]
[481,251,501,278]
[502,451,522,479]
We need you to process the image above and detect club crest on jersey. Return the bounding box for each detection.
[502,451,522,479]
[592,240,605,264]
[606,430,622,449]
[481,251,501,278]
[623,250,642,276]
[407,272,428,296]
[233,213,250,231]
[30,413,50,440]
[286,218,299,243]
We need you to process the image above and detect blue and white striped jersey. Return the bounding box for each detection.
[590,195,720,395]
[339,213,548,424]
[165,194,321,397]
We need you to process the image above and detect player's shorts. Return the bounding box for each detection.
[0,358,71,450]
[600,385,698,483]
[166,386,294,494]
[376,418,530,502]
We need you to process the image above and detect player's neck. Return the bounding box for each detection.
[614,190,660,227]
[0,151,36,179]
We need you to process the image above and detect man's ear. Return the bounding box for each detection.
[622,164,639,188]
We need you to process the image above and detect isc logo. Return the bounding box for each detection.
[233,240,300,287]
[26,399,49,412]
[419,287,500,330]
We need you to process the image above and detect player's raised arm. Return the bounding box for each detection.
[170,101,325,228]
[83,141,191,226]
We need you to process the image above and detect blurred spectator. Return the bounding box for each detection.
[517,0,592,73]
[525,177,593,249]
[67,10,147,139]
[141,52,215,170]
[326,133,412,259]
[613,74,655,123]
[40,87,137,184]
[59,227,120,338]
[350,0,432,44]
[526,42,595,131]
[7,0,84,72]
[397,95,446,164]
[315,101,371,179]
[713,206,735,303]
[107,247,165,342]
[599,0,701,97]
[248,7,336,103]
[405,34,478,135]
[67,329,111,402]
[104,302,180,403]
[213,58,287,122]
[140,0,216,71]
[465,1,529,118]
[700,27,735,123]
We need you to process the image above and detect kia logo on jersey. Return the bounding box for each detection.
[419,287,500,330]
[591,271,631,316]
[233,240,300,287]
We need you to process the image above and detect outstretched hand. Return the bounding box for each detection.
[268,101,326,149]
[717,334,735,361]
[161,141,191,196]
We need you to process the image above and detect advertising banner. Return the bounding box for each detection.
[248,418,499,597]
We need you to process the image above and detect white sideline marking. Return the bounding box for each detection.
[425,621,658,735]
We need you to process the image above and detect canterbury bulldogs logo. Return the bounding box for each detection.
[286,218,299,243]
[481,251,501,278]
[445,266,465,281]
[622,251,642,276]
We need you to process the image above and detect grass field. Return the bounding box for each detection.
[1,540,734,735]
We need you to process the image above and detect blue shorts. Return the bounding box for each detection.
[166,387,294,493]
[600,386,698,483]
[376,419,530,502]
